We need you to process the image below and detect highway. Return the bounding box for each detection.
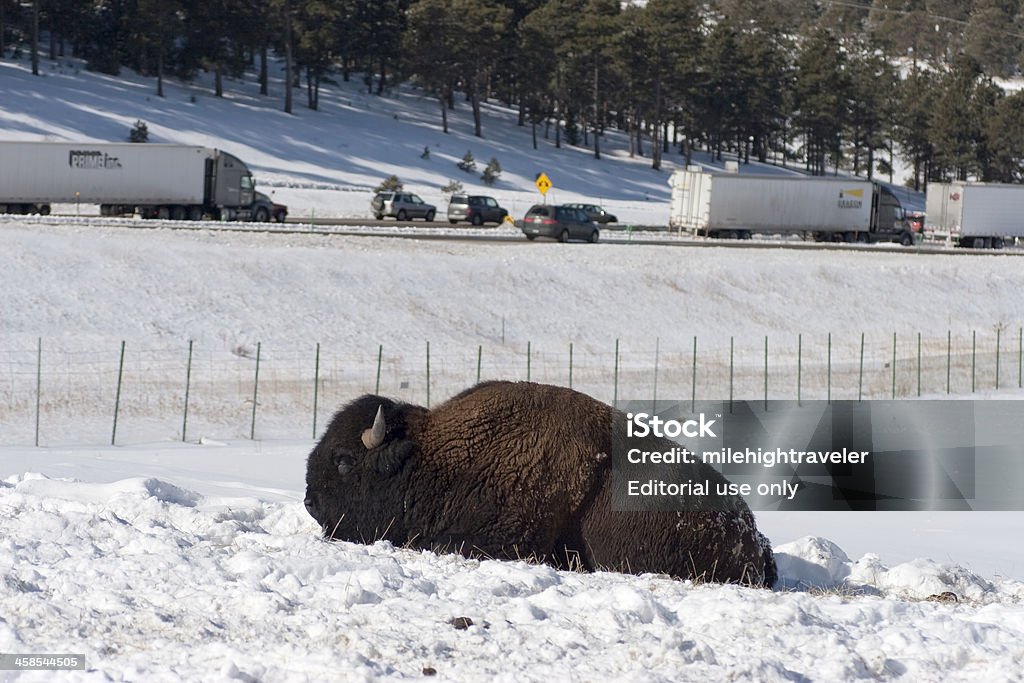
[6,213,1020,255]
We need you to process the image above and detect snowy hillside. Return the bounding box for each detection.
[0,54,924,222]
[1,55,1023,681]
[0,54,676,224]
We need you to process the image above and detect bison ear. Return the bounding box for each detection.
[374,440,414,477]
[361,405,387,449]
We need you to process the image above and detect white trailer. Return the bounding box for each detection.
[925,181,1024,249]
[668,169,914,245]
[0,141,258,221]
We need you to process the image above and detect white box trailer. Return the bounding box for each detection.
[925,181,1024,249]
[0,141,258,221]
[668,169,914,245]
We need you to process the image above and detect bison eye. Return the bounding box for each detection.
[332,450,354,476]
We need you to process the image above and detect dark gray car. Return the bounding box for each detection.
[564,202,617,224]
[371,191,437,221]
[251,191,287,222]
[447,194,509,225]
[521,204,600,242]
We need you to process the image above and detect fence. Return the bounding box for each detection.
[1,327,1021,446]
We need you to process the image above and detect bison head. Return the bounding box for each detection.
[304,394,425,539]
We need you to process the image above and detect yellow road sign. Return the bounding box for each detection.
[535,173,552,195]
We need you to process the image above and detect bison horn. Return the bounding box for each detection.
[361,405,386,449]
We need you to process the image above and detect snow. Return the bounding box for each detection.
[2,461,1024,682]
[2,54,1024,681]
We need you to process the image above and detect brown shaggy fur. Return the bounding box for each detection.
[304,381,777,587]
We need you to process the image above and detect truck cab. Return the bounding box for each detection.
[205,152,255,220]
[870,185,915,245]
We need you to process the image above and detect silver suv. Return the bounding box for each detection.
[371,191,437,221]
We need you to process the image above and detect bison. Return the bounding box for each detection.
[304,381,777,587]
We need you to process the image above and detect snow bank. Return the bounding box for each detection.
[2,474,1023,682]
[776,536,1024,604]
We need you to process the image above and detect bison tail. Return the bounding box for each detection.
[758,531,779,589]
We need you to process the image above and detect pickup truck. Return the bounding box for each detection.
[252,191,287,222]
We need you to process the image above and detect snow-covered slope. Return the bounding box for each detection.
[0,54,922,222]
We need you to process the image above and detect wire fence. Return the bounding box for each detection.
[1,327,1021,447]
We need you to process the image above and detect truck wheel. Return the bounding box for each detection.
[38,204,51,216]
[157,206,171,220]
[994,237,1005,250]
[171,206,186,221]
[189,206,203,221]
[900,233,913,247]
[254,207,270,222]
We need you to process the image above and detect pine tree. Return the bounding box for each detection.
[614,0,702,169]
[844,41,897,179]
[441,179,463,194]
[376,175,403,192]
[964,0,1022,78]
[893,68,937,190]
[928,57,986,181]
[292,0,343,110]
[350,0,404,95]
[519,0,583,150]
[404,0,461,134]
[792,27,850,175]
[129,120,149,142]
[457,150,476,173]
[984,90,1024,182]
[481,158,501,186]
[574,0,621,159]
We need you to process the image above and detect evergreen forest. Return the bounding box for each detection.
[4,0,1024,188]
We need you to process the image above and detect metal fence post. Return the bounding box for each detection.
[312,342,320,439]
[112,340,126,446]
[250,341,261,440]
[35,337,42,447]
[183,340,193,442]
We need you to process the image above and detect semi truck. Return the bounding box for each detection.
[0,141,283,221]
[668,168,915,245]
[925,181,1024,249]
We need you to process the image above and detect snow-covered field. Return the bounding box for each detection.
[3,452,1023,683]
[2,55,1024,681]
